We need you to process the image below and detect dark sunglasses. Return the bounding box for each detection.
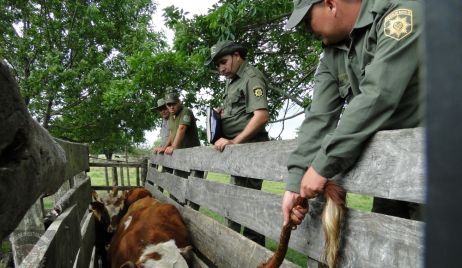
[166,103,176,107]
[158,106,168,111]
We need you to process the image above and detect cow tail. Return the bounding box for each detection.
[322,181,346,268]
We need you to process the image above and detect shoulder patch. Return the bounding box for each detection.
[253,86,264,97]
[182,114,191,123]
[384,9,413,41]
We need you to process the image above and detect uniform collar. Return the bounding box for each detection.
[234,60,248,80]
[352,0,375,30]
[329,40,350,51]
[352,0,391,31]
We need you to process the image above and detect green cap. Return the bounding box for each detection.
[156,98,166,109]
[165,92,180,104]
[204,40,247,65]
[285,0,322,29]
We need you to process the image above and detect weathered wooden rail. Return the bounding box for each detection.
[148,127,424,267]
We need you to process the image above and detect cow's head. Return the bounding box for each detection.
[91,188,125,233]
[120,240,192,268]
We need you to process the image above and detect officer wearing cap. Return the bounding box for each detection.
[158,91,200,155]
[152,98,170,154]
[205,40,270,246]
[283,0,423,227]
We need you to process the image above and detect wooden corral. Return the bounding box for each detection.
[148,127,424,268]
[2,57,424,267]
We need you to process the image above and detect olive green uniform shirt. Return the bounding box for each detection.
[222,61,269,139]
[286,0,422,192]
[167,106,200,149]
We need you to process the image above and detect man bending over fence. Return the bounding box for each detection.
[282,0,423,227]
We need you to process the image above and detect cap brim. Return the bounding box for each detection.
[285,4,311,30]
[204,56,213,66]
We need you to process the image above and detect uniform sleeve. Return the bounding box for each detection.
[246,76,269,113]
[311,3,422,178]
[286,50,345,192]
[179,108,193,127]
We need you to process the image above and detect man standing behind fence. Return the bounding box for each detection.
[152,98,170,153]
[205,40,270,246]
[158,91,200,155]
[282,0,423,227]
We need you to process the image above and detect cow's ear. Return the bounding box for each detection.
[91,190,99,201]
[120,261,136,268]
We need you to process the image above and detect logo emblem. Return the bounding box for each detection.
[183,115,190,123]
[254,87,263,97]
[211,45,217,55]
[384,9,413,40]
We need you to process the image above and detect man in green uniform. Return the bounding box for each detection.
[205,40,270,245]
[283,0,422,226]
[159,91,200,155]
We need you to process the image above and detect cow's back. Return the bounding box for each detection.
[109,198,190,268]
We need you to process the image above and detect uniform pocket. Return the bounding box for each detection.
[338,82,351,99]
[224,90,244,117]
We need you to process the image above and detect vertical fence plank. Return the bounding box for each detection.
[136,167,140,186]
[104,167,109,192]
[188,170,205,211]
[120,166,125,186]
[141,158,148,185]
[126,166,131,186]
[112,167,118,186]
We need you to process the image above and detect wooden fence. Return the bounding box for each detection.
[89,158,148,191]
[7,139,94,268]
[147,127,424,268]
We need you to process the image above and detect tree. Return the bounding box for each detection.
[0,0,166,155]
[162,0,321,122]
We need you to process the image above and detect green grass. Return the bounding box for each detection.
[87,169,372,267]
[88,166,141,186]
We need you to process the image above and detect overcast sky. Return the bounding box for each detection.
[144,0,304,146]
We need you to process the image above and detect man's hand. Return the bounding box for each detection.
[164,146,175,155]
[213,138,234,152]
[282,191,308,226]
[153,146,166,154]
[300,167,327,199]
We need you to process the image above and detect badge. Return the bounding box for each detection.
[253,87,264,97]
[384,9,413,41]
[183,115,190,123]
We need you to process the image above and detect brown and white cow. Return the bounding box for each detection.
[108,196,192,268]
[91,187,151,267]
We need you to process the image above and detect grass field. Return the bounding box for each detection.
[87,167,372,267]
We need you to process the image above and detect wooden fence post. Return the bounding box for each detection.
[112,167,118,186]
[126,166,131,186]
[188,170,205,210]
[104,167,110,191]
[136,167,140,187]
[141,157,148,186]
[120,166,125,186]
[425,1,462,267]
